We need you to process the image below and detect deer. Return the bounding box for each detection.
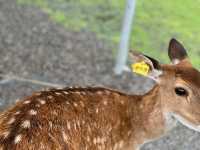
[0,38,199,150]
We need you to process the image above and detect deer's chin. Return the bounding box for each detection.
[171,113,200,133]
[164,112,178,132]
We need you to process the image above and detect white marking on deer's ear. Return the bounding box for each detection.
[129,51,163,82]
[149,70,163,82]
[168,38,192,67]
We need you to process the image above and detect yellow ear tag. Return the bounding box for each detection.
[131,61,150,76]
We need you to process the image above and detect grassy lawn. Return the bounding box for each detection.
[17,0,200,68]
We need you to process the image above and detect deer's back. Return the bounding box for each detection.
[0,87,141,150]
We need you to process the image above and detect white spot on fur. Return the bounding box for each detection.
[74,91,81,94]
[40,143,45,149]
[87,136,90,142]
[96,91,103,95]
[105,90,110,95]
[74,123,77,130]
[77,120,81,128]
[14,134,22,144]
[82,120,85,125]
[118,140,124,148]
[8,117,15,124]
[73,103,78,107]
[49,121,53,128]
[101,137,106,144]
[2,131,9,138]
[14,111,21,115]
[62,131,68,143]
[96,108,99,114]
[96,137,101,144]
[80,101,85,107]
[63,91,69,95]
[39,100,46,105]
[55,92,62,95]
[48,95,53,99]
[23,100,31,104]
[127,130,132,136]
[113,143,118,150]
[36,104,40,108]
[103,101,108,106]
[21,120,31,128]
[29,109,37,115]
[67,122,71,130]
[120,100,125,105]
[52,110,58,116]
[93,138,97,145]
[81,92,86,95]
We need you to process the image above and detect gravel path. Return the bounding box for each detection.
[0,0,199,149]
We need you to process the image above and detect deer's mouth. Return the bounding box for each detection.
[171,113,200,133]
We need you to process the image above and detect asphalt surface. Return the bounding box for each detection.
[0,0,199,149]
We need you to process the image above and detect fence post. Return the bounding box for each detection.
[114,0,136,75]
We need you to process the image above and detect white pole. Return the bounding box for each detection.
[114,0,136,75]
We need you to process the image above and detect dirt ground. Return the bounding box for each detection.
[0,0,199,149]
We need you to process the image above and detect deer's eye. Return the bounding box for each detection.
[175,87,188,96]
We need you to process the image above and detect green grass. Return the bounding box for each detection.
[17,0,200,68]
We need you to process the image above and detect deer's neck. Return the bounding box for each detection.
[133,85,166,147]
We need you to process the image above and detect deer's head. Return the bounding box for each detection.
[130,39,200,132]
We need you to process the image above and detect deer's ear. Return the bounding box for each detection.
[168,38,191,66]
[129,51,162,81]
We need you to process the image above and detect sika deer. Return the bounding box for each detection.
[0,39,200,150]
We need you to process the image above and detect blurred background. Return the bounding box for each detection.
[0,0,200,149]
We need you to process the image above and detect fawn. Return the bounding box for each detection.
[0,39,199,150]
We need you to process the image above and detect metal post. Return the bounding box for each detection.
[114,0,136,75]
